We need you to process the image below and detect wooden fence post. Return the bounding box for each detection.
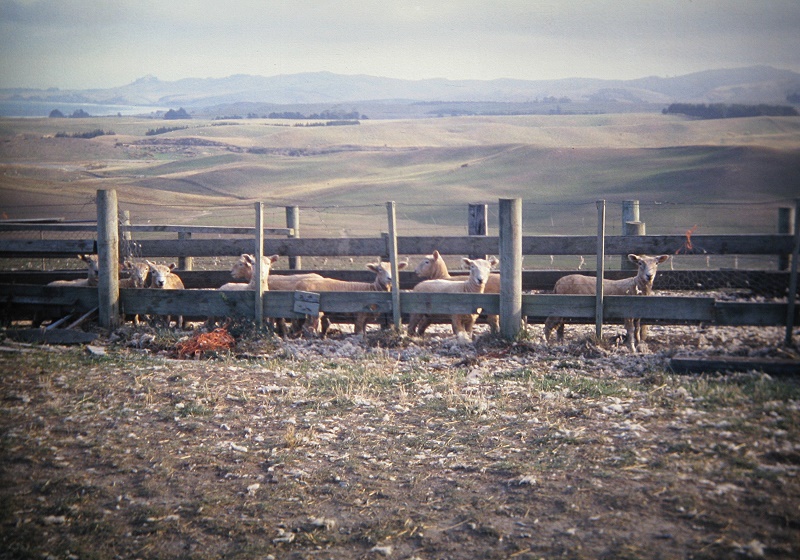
[622,200,643,270]
[286,205,301,270]
[386,202,401,331]
[785,198,800,345]
[596,200,606,341]
[254,202,265,328]
[178,231,193,271]
[499,198,522,340]
[468,203,488,260]
[97,189,120,329]
[779,207,793,271]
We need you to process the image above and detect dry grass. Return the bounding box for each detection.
[1,322,799,559]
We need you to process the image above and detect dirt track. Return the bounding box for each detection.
[1,322,799,559]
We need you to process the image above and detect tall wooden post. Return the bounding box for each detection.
[286,205,301,270]
[386,202,402,331]
[499,198,522,340]
[178,231,193,271]
[779,207,793,271]
[596,200,606,341]
[254,202,265,328]
[468,203,488,260]
[621,200,642,270]
[785,198,800,345]
[97,189,120,329]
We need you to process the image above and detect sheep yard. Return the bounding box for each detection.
[2,321,799,560]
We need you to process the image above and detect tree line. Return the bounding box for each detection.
[663,103,798,119]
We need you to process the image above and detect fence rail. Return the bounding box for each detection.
[0,191,798,343]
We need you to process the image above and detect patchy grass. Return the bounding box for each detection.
[1,323,799,559]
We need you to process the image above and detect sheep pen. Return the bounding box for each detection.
[1,317,798,560]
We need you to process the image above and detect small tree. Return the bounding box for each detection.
[164,107,191,120]
[48,109,65,118]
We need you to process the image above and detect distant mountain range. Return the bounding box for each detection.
[2,66,799,115]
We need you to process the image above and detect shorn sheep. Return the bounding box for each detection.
[294,260,408,337]
[146,260,186,327]
[410,257,497,342]
[544,253,669,351]
[228,253,322,290]
[47,254,99,287]
[408,251,500,335]
[218,254,278,291]
[119,260,151,325]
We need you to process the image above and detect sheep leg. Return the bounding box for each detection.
[487,314,500,335]
[407,313,421,336]
[624,318,637,351]
[417,314,433,335]
[544,316,564,344]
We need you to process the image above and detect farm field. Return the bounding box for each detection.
[1,113,799,238]
[1,322,799,559]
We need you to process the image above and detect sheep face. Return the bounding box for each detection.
[123,260,150,287]
[366,260,408,291]
[79,254,100,284]
[415,250,447,279]
[628,254,669,285]
[147,261,178,288]
[230,254,254,281]
[462,257,497,287]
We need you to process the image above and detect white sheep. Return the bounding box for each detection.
[119,260,150,288]
[119,260,150,325]
[218,254,278,291]
[294,260,408,337]
[544,253,669,351]
[228,253,322,290]
[409,251,500,335]
[146,260,186,327]
[410,256,497,342]
[47,254,99,287]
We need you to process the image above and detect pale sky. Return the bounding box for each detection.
[1,0,799,89]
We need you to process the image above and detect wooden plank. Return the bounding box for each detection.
[401,292,499,315]
[714,301,800,326]
[293,291,320,315]
[6,329,98,345]
[604,295,715,321]
[671,355,800,375]
[0,239,96,256]
[121,225,292,235]
[120,288,255,319]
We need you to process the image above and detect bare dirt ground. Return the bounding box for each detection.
[1,321,799,560]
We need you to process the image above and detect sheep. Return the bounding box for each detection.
[47,254,99,287]
[218,254,309,334]
[228,253,322,290]
[408,251,501,335]
[409,257,497,342]
[544,254,669,351]
[293,260,408,337]
[146,260,185,327]
[218,254,278,291]
[119,260,150,288]
[119,260,150,325]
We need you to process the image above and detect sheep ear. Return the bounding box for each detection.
[397,261,408,270]
[244,255,256,265]
[462,257,473,267]
[489,256,499,266]
[146,260,156,268]
[122,260,132,269]
[268,254,279,263]
[656,255,669,264]
[366,263,380,272]
[627,254,641,264]
[432,250,441,260]
[168,263,177,271]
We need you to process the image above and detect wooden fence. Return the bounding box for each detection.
[1,191,798,343]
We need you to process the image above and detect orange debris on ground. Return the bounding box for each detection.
[176,327,236,359]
